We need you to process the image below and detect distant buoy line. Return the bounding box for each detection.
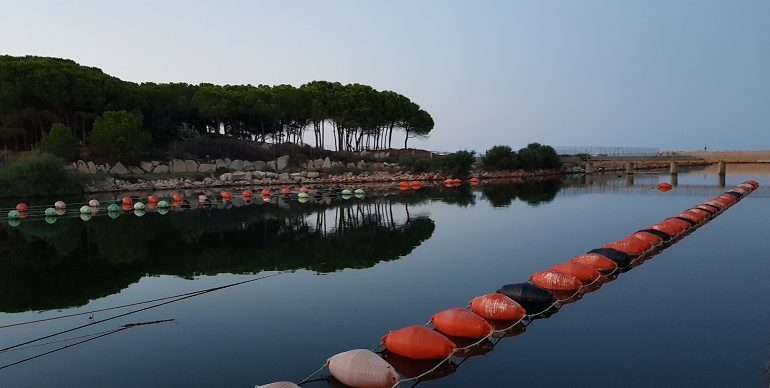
[1,186,372,226]
[258,180,760,388]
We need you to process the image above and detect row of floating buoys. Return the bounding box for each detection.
[259,180,760,387]
[6,186,373,226]
[399,181,423,191]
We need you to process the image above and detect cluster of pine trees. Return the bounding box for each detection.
[0,55,434,153]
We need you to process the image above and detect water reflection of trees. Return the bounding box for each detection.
[0,198,436,313]
[479,178,562,207]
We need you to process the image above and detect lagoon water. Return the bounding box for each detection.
[1,166,769,387]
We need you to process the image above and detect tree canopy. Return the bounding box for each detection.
[0,55,434,153]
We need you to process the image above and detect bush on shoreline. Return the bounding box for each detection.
[399,150,476,177]
[0,152,84,198]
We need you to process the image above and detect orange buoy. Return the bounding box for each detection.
[122,196,133,206]
[399,181,410,188]
[469,177,479,183]
[697,204,719,214]
[657,182,673,191]
[650,222,684,236]
[220,191,232,200]
[242,190,253,197]
[147,195,159,204]
[280,187,291,195]
[173,193,183,202]
[299,187,309,193]
[15,203,27,212]
[676,211,704,223]
[410,181,422,189]
[550,262,600,283]
[531,270,582,291]
[451,178,462,185]
[261,188,271,197]
[399,185,410,191]
[630,231,663,246]
[743,180,759,189]
[328,349,399,388]
[469,293,526,321]
[570,254,618,273]
[431,308,493,338]
[603,238,649,256]
[381,326,455,360]
[122,203,133,212]
[703,200,725,210]
[664,217,692,230]
[715,193,736,203]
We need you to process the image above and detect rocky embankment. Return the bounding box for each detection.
[83,164,562,194]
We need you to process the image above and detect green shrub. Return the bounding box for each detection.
[89,111,151,162]
[482,145,519,170]
[0,152,83,197]
[41,123,79,161]
[398,156,433,173]
[517,143,561,169]
[436,150,476,177]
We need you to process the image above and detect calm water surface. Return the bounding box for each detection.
[1,166,769,387]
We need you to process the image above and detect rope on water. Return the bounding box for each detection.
[0,272,290,352]
[0,319,174,370]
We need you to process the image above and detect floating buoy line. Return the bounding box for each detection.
[0,186,376,226]
[0,177,486,226]
[258,180,760,388]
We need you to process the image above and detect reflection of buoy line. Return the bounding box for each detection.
[259,180,760,388]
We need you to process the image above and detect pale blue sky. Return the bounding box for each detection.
[1,1,768,152]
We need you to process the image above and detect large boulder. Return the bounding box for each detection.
[198,163,215,173]
[185,160,198,172]
[129,166,144,174]
[278,173,290,180]
[307,171,320,178]
[230,159,244,171]
[110,162,129,175]
[153,164,169,173]
[322,157,332,169]
[243,161,254,171]
[215,159,226,170]
[171,159,187,172]
[254,161,267,170]
[140,161,154,172]
[220,172,233,181]
[87,161,98,174]
[276,155,290,170]
[76,160,89,173]
[231,171,247,181]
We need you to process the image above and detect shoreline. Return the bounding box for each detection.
[83,169,564,195]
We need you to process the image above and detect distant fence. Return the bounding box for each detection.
[555,146,660,157]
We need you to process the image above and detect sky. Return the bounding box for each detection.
[1,0,768,152]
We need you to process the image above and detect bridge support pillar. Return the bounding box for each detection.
[625,161,634,175]
[670,161,678,174]
[585,162,594,174]
[718,160,726,175]
[671,173,678,187]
